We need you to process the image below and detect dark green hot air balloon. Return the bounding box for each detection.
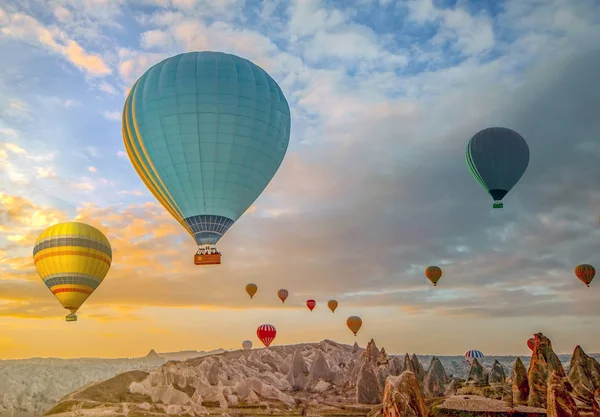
[466,127,529,209]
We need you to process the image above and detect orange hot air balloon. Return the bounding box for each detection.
[278,289,289,303]
[425,266,442,286]
[306,299,316,311]
[246,283,258,299]
[527,337,535,351]
[574,264,595,287]
[347,316,362,336]
[327,300,338,313]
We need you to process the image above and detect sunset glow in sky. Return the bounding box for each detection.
[1,0,599,359]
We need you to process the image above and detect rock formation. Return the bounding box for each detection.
[308,350,332,385]
[403,354,412,373]
[444,379,458,396]
[568,345,600,406]
[512,357,529,405]
[353,342,360,353]
[367,339,380,361]
[388,356,403,376]
[489,359,506,384]
[377,348,389,366]
[402,353,426,384]
[547,371,580,417]
[357,360,381,404]
[423,357,447,397]
[466,358,488,387]
[593,388,600,417]
[411,354,426,382]
[382,371,428,417]
[287,349,309,390]
[528,333,565,408]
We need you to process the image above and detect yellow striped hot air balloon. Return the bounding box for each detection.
[33,222,112,322]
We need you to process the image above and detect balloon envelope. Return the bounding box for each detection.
[527,337,535,351]
[122,52,291,258]
[465,349,484,365]
[257,324,276,347]
[306,299,316,311]
[327,300,338,313]
[466,127,529,208]
[425,266,442,286]
[246,283,258,299]
[277,289,288,303]
[347,316,362,336]
[33,222,112,321]
[575,264,595,287]
[242,340,252,351]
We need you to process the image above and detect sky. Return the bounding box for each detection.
[0,0,599,360]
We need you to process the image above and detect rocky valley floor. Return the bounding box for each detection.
[2,334,599,417]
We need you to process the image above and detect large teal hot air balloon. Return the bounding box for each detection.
[466,127,529,209]
[122,52,291,265]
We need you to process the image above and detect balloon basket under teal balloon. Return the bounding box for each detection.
[65,313,77,322]
[493,201,504,209]
[194,246,222,265]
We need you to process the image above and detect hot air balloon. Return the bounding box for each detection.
[527,337,535,351]
[246,283,258,299]
[347,316,362,336]
[33,222,112,322]
[122,52,291,265]
[425,266,442,286]
[242,340,252,351]
[465,349,484,366]
[277,289,289,303]
[466,127,529,209]
[575,264,595,287]
[306,299,316,311]
[257,324,276,348]
[327,300,338,313]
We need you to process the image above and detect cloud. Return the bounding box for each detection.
[97,82,118,95]
[140,29,173,50]
[119,190,143,196]
[0,11,111,77]
[64,99,80,109]
[101,110,121,121]
[84,146,100,157]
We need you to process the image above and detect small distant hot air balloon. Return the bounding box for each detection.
[465,349,484,366]
[246,283,258,299]
[278,289,289,303]
[327,300,338,313]
[122,52,291,266]
[347,316,362,336]
[242,340,252,351]
[257,324,276,348]
[574,264,595,287]
[306,299,316,311]
[466,127,530,209]
[527,337,535,351]
[33,222,112,322]
[425,266,442,286]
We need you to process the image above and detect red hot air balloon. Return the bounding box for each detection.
[278,289,289,303]
[575,264,595,287]
[257,324,276,348]
[306,299,316,311]
[527,337,535,351]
